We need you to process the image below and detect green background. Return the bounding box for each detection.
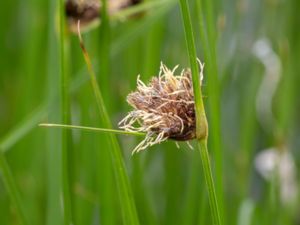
[0,0,299,224]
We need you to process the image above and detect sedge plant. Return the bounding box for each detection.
[42,1,222,225]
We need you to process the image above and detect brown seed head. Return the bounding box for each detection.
[65,0,143,33]
[119,61,204,153]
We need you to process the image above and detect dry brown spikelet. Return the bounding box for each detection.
[65,0,142,33]
[119,60,204,153]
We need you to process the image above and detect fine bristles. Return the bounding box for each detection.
[119,60,204,153]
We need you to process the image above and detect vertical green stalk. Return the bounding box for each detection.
[197,140,221,225]
[181,154,201,225]
[178,0,206,139]
[58,0,73,224]
[0,150,28,225]
[178,0,221,225]
[78,23,140,225]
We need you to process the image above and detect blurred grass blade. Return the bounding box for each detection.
[0,150,28,225]
[0,105,46,152]
[195,0,209,61]
[178,0,222,224]
[111,1,176,57]
[39,123,145,136]
[196,0,224,215]
[58,0,73,223]
[78,20,140,224]
[46,0,63,224]
[112,0,173,20]
[181,154,201,225]
[98,1,117,224]
[0,105,46,225]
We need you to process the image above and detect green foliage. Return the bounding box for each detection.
[0,0,299,225]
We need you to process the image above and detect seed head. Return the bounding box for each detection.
[119,60,204,153]
[65,0,143,33]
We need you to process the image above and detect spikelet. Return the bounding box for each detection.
[119,60,204,153]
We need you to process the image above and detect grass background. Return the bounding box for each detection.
[0,0,299,225]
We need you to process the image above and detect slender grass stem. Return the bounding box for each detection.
[0,150,28,225]
[178,0,221,224]
[178,0,206,139]
[78,22,140,225]
[198,140,221,225]
[58,0,73,224]
[39,123,145,137]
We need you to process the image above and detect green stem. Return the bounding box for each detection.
[39,123,145,137]
[58,0,73,224]
[0,150,28,225]
[198,140,221,225]
[178,0,207,139]
[178,0,222,224]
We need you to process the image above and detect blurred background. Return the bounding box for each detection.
[0,0,299,224]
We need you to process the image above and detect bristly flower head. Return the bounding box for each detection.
[119,60,204,153]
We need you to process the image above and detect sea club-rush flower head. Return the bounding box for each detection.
[119,60,204,153]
